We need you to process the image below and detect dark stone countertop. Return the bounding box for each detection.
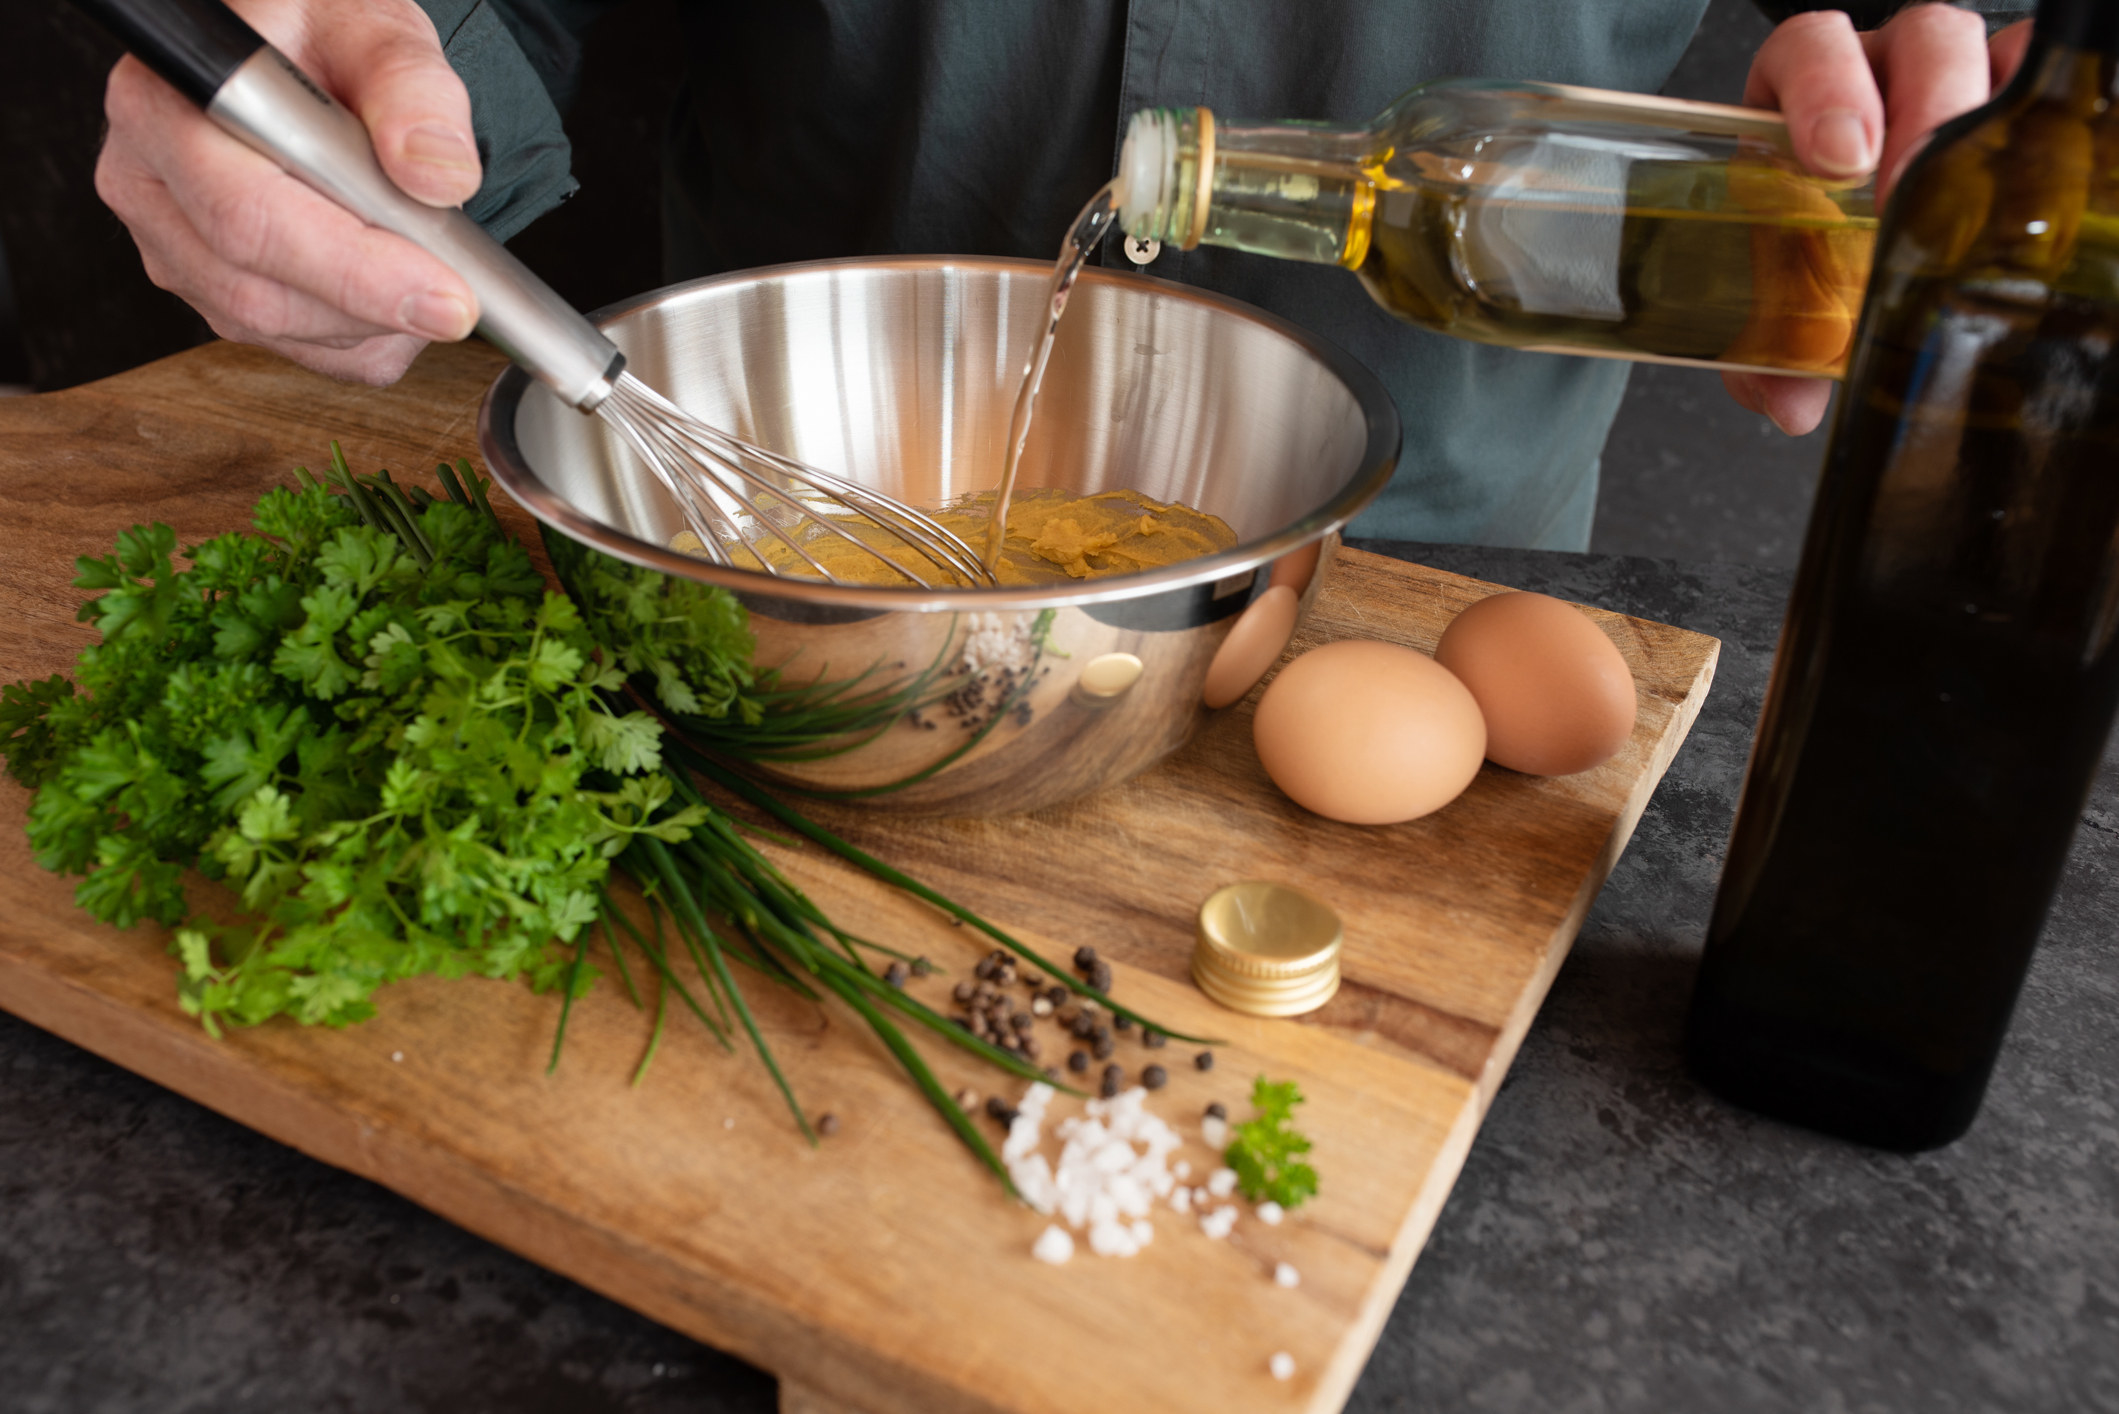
[4,544,2115,1414]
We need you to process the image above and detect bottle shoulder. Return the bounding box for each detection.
[1880,83,2119,302]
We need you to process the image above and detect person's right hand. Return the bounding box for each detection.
[95,0,484,386]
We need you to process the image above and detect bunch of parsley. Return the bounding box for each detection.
[0,455,697,1033]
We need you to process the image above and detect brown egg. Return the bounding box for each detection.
[1251,640,1487,825]
[1434,592,1637,776]
[1202,585,1300,708]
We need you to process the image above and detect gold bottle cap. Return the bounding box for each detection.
[1192,881,1342,1017]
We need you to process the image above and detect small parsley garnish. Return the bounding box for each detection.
[1225,1076,1319,1209]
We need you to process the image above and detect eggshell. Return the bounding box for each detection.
[1433,592,1637,776]
[1251,639,1486,825]
[1202,585,1300,708]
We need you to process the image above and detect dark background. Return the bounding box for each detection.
[0,0,1829,568]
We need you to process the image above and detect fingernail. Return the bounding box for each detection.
[402,123,479,193]
[1809,109,1874,178]
[400,291,474,341]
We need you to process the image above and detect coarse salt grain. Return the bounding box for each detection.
[1270,1352,1295,1381]
[1207,1167,1239,1198]
[1008,1084,1193,1260]
[1200,1205,1238,1240]
[1032,1225,1074,1264]
[1274,1261,1300,1288]
[1202,1114,1229,1148]
[390,1051,404,1063]
[1256,1200,1284,1226]
[1173,1159,1192,1180]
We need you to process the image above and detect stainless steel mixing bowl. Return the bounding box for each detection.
[479,256,1399,814]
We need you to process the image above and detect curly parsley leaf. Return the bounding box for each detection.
[1225,1076,1319,1209]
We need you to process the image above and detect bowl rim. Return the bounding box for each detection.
[477,254,1402,612]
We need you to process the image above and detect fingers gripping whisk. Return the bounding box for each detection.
[595,374,998,589]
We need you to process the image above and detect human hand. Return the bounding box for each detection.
[95,0,482,385]
[1724,4,2024,435]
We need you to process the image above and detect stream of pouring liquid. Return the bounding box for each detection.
[983,183,1122,572]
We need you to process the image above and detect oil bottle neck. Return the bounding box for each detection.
[1116,107,1376,268]
[2033,0,2119,54]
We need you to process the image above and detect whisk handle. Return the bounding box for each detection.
[70,0,626,411]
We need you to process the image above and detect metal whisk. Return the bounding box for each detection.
[78,0,996,589]
[595,374,994,588]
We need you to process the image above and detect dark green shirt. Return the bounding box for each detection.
[425,0,1716,548]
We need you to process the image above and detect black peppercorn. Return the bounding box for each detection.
[1195,1049,1216,1071]
[1088,961,1113,992]
[985,1096,1017,1127]
[1073,945,1099,970]
[1092,1032,1116,1061]
[1141,1065,1168,1090]
[817,1113,841,1136]
[1067,1049,1091,1074]
[1113,1013,1133,1032]
[1100,1064,1124,1098]
[884,961,909,988]
[1143,1028,1167,1049]
[1205,1101,1228,1121]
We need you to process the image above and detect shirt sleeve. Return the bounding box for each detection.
[413,0,579,242]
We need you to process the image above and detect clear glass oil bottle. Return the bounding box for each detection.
[1116,81,1878,377]
[1686,0,2119,1150]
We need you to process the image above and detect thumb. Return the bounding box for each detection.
[309,3,481,208]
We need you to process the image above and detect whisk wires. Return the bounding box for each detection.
[594,374,996,589]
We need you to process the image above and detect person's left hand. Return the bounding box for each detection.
[1726,4,2026,434]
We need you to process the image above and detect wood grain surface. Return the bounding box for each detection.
[0,341,1719,1414]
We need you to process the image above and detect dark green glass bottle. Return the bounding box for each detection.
[1687,0,2119,1150]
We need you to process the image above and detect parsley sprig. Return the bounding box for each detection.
[1225,1077,1319,1209]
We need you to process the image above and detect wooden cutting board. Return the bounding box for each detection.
[0,340,1719,1414]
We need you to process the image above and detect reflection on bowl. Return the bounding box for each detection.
[479,256,1399,815]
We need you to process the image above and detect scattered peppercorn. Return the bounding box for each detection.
[911,956,934,977]
[1092,1032,1116,1061]
[1067,1049,1091,1074]
[1143,1028,1167,1049]
[1205,1101,1228,1121]
[1009,1010,1035,1033]
[1196,1050,1216,1071]
[952,980,975,1004]
[1142,1065,1168,1090]
[817,1113,841,1136]
[1074,945,1099,970]
[1088,961,1113,992]
[985,1096,1017,1127]
[1100,1064,1124,1098]
[1113,1013,1132,1032]
[1022,972,1044,989]
[884,961,909,988]
[1070,1012,1097,1040]
[1044,984,1069,1007]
